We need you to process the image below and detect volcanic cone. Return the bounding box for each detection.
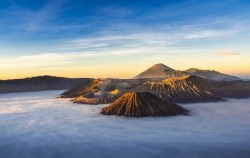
[101,92,188,117]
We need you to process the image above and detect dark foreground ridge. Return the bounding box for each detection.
[101,92,188,117]
[0,75,92,94]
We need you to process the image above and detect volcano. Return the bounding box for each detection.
[101,92,188,117]
[133,63,185,79]
[60,63,249,105]
[61,75,249,105]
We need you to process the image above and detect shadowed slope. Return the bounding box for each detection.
[186,68,241,81]
[207,80,250,98]
[101,92,188,117]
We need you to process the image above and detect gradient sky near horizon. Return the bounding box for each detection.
[0,0,250,79]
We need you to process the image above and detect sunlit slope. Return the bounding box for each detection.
[61,79,102,98]
[73,96,115,105]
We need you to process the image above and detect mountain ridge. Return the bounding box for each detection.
[61,75,250,105]
[134,63,241,81]
[0,75,92,94]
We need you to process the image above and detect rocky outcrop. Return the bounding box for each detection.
[101,92,188,117]
[73,96,116,105]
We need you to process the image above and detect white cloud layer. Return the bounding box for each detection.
[0,91,250,158]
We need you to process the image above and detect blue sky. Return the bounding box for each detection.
[0,0,250,79]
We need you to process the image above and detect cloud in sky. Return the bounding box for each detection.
[0,0,250,79]
[217,52,241,56]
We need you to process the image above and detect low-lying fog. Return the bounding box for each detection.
[0,91,250,158]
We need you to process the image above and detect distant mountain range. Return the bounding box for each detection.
[0,63,244,96]
[134,63,241,81]
[1,63,248,118]
[60,63,249,104]
[0,76,91,94]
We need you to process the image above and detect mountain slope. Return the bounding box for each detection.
[206,80,250,98]
[61,76,222,104]
[61,79,103,98]
[61,78,148,104]
[133,75,221,102]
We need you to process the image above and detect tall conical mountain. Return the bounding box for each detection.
[101,92,188,117]
[134,63,187,79]
[134,63,241,81]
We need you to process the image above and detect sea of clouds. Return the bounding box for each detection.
[0,90,250,158]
